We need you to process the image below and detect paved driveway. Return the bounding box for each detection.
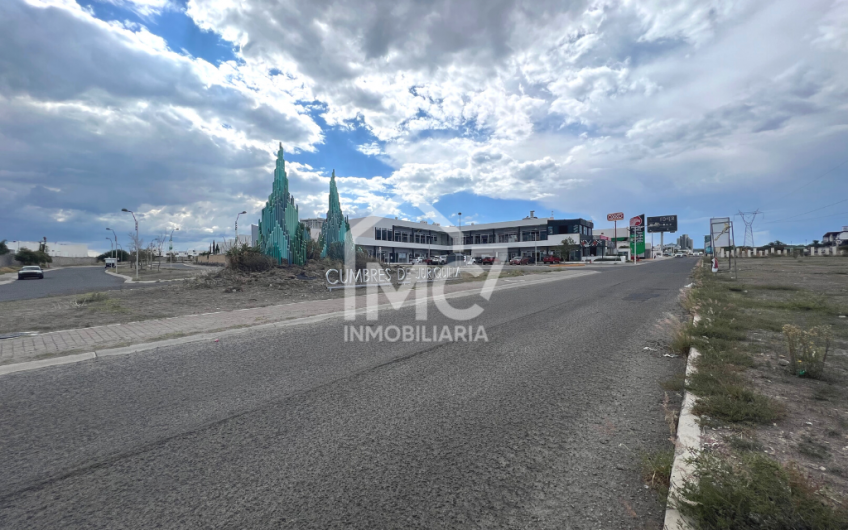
[0,267,153,302]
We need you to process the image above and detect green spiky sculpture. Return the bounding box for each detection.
[320,170,354,259]
[258,144,308,266]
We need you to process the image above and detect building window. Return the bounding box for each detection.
[375,228,381,240]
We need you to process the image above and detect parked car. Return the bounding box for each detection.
[542,255,562,264]
[509,257,531,265]
[17,266,44,280]
[480,256,500,265]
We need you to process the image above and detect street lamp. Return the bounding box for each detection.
[105,237,113,266]
[106,228,118,265]
[121,209,139,280]
[169,227,179,262]
[235,211,247,247]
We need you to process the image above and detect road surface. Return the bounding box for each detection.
[0,258,696,529]
[0,267,157,302]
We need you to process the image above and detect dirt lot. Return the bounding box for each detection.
[683,256,848,524]
[0,262,565,334]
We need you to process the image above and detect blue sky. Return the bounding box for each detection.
[1,0,847,254]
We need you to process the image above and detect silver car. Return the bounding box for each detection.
[18,265,44,279]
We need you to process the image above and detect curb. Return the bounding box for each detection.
[663,314,702,530]
[0,269,598,377]
[104,269,200,284]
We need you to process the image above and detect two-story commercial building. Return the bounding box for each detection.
[348,213,609,263]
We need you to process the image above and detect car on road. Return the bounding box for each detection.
[674,252,686,258]
[542,255,562,264]
[17,266,45,280]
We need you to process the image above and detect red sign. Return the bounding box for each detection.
[607,212,624,222]
[630,216,643,227]
[597,235,610,241]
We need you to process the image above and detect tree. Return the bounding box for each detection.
[14,248,52,266]
[556,237,580,260]
[127,231,144,272]
[0,240,9,256]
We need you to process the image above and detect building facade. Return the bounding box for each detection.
[349,214,607,263]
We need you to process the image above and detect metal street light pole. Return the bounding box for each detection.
[106,228,118,265]
[121,209,139,280]
[105,238,113,266]
[235,211,247,247]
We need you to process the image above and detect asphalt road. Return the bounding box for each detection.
[0,258,697,529]
[0,267,156,302]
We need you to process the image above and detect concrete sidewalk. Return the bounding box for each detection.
[0,270,595,369]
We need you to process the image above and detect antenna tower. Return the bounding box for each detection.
[736,209,762,248]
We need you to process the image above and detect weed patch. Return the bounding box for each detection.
[75,292,109,305]
[639,448,674,502]
[677,452,848,529]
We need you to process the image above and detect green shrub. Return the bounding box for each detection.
[225,245,274,272]
[14,248,52,266]
[677,452,848,529]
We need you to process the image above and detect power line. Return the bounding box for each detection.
[761,159,848,208]
[762,198,848,224]
[762,210,848,225]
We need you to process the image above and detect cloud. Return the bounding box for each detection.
[1,0,847,251]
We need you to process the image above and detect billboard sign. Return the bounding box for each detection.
[647,215,678,233]
[710,217,733,249]
[704,235,712,255]
[630,214,646,257]
[607,212,624,222]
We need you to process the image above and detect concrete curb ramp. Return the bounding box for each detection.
[663,314,702,530]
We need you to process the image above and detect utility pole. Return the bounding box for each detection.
[121,209,139,280]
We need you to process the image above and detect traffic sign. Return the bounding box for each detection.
[607,212,624,221]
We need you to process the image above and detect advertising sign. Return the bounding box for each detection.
[710,217,733,249]
[607,212,624,222]
[647,215,678,233]
[629,214,646,257]
[704,235,712,255]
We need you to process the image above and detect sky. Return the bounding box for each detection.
[1,0,847,254]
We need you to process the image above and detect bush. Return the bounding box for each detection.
[782,324,832,378]
[14,248,52,266]
[306,239,323,260]
[677,452,848,529]
[225,245,274,272]
[327,241,346,261]
[0,239,9,256]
